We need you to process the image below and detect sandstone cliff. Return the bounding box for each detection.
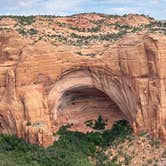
[0,14,166,147]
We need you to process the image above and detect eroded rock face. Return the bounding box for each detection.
[0,31,166,147]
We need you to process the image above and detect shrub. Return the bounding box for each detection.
[17,28,38,36]
[28,28,38,35]
[88,25,101,32]
[17,28,27,35]
[124,153,132,165]
[0,120,133,165]
[149,139,160,148]
[16,16,35,25]
[94,115,106,130]
[85,116,106,129]
[146,159,153,164]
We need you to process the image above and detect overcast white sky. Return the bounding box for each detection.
[0,0,166,19]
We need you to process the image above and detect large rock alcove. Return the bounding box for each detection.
[53,86,125,132]
[48,69,136,133]
[0,32,166,147]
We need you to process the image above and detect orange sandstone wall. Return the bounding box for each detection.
[0,32,166,146]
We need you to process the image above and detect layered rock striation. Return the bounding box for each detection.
[0,27,166,146]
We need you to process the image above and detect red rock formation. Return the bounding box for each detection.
[0,29,166,147]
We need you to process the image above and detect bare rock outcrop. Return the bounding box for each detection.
[0,30,166,147]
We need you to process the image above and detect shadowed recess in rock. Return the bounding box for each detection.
[54,86,126,132]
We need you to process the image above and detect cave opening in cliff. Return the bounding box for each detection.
[55,86,127,132]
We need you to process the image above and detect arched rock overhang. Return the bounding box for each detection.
[48,67,139,129]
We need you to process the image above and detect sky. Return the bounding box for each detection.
[0,0,166,20]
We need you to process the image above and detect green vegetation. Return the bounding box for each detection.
[55,20,101,33]
[67,20,166,46]
[94,116,106,130]
[17,28,27,35]
[52,19,166,46]
[69,30,128,46]
[146,21,166,34]
[0,27,12,32]
[146,159,153,164]
[0,120,133,166]
[1,14,165,46]
[28,28,38,35]
[17,28,38,36]
[48,34,67,42]
[88,25,101,32]
[16,16,35,25]
[0,16,35,25]
[149,139,161,148]
[85,116,107,130]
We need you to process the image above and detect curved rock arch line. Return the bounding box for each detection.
[48,68,138,127]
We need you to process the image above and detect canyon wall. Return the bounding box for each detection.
[0,31,166,147]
